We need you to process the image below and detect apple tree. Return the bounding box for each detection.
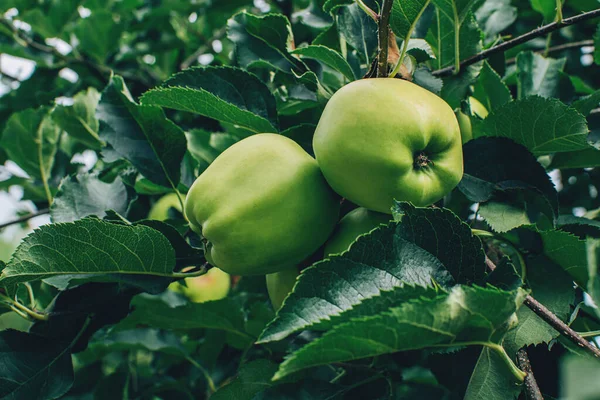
[0,0,600,399]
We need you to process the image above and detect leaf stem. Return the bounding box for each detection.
[453,15,461,74]
[555,0,563,22]
[390,0,432,78]
[490,343,527,382]
[472,228,495,237]
[376,0,394,77]
[356,0,378,21]
[433,8,600,76]
[516,348,544,400]
[0,209,49,230]
[578,330,600,338]
[186,356,217,393]
[171,264,209,279]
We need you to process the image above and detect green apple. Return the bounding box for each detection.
[456,97,489,144]
[324,207,391,256]
[148,193,185,220]
[313,78,463,213]
[169,267,230,303]
[185,134,340,276]
[266,267,299,311]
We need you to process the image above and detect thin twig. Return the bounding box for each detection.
[0,209,49,230]
[485,257,600,359]
[516,348,544,400]
[433,8,600,76]
[376,0,394,77]
[506,40,594,64]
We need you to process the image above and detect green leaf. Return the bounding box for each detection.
[74,10,123,63]
[323,0,353,13]
[336,3,378,64]
[20,0,81,38]
[0,330,74,400]
[433,0,483,24]
[0,107,60,181]
[258,229,451,343]
[141,66,278,133]
[211,359,279,400]
[560,356,600,399]
[227,12,303,73]
[530,0,558,21]
[549,148,600,169]
[292,45,356,81]
[459,138,558,231]
[50,174,130,223]
[273,285,524,379]
[51,87,102,149]
[116,294,255,345]
[516,52,565,99]
[260,204,486,343]
[504,256,575,351]
[390,0,432,67]
[472,62,512,111]
[391,203,487,285]
[463,347,522,400]
[474,0,517,41]
[0,218,176,287]
[89,328,187,356]
[97,75,187,188]
[427,11,482,70]
[540,229,587,287]
[586,239,600,319]
[478,96,590,155]
[571,89,600,116]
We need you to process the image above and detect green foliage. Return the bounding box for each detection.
[0,0,598,398]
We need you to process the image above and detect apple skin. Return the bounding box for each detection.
[148,193,184,221]
[313,78,463,213]
[185,134,340,276]
[169,267,230,303]
[324,207,391,256]
[266,267,299,311]
[456,97,489,144]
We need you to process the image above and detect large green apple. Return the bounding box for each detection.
[324,207,391,256]
[169,267,230,303]
[456,97,489,144]
[148,193,184,220]
[313,78,463,213]
[185,134,340,276]
[266,267,299,310]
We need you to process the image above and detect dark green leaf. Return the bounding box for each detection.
[74,10,123,63]
[478,96,590,155]
[427,11,482,70]
[273,286,523,379]
[516,52,565,99]
[571,90,600,116]
[227,12,303,74]
[390,0,431,66]
[0,218,175,287]
[474,0,517,41]
[211,359,279,400]
[463,347,522,400]
[560,356,600,399]
[97,75,187,188]
[0,330,74,400]
[50,174,131,223]
[549,148,600,169]
[540,229,587,287]
[0,107,60,181]
[141,66,278,133]
[292,45,356,81]
[472,62,512,111]
[336,3,378,64]
[51,87,102,149]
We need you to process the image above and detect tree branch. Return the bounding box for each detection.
[516,349,544,400]
[433,8,600,77]
[0,18,155,86]
[376,0,394,77]
[485,257,600,359]
[0,209,49,231]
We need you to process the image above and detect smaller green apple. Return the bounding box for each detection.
[456,97,489,144]
[169,267,230,303]
[324,207,391,256]
[148,193,185,221]
[266,267,299,311]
